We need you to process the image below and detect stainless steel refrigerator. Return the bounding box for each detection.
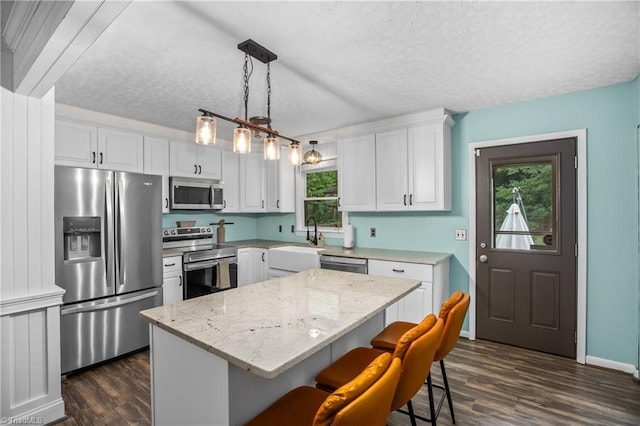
[55,166,163,374]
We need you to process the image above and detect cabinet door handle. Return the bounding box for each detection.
[178,276,182,286]
[194,165,198,174]
[403,194,407,206]
[276,200,280,208]
[92,152,96,164]
[99,152,103,164]
[164,263,176,267]
[392,268,405,273]
[261,252,265,262]
[165,198,169,208]
[262,200,264,209]
[338,197,341,207]
[198,165,202,174]
[409,194,413,206]
[223,200,226,208]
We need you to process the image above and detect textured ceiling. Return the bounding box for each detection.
[55,1,640,140]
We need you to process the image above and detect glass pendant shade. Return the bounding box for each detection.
[233,127,252,153]
[195,115,217,145]
[289,142,302,166]
[303,149,322,165]
[264,136,280,160]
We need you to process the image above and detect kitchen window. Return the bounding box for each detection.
[296,157,346,236]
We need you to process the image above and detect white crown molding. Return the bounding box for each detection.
[1,0,41,52]
[295,108,455,144]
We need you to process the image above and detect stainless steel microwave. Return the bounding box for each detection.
[170,177,224,210]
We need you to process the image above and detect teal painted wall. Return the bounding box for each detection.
[454,81,639,366]
[634,75,640,371]
[172,79,640,366]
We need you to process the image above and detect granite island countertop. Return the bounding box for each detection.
[139,268,420,378]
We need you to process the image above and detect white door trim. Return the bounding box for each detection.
[467,129,587,364]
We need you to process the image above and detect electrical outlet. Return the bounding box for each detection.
[291,225,295,233]
[278,225,282,232]
[455,229,467,241]
[370,227,376,238]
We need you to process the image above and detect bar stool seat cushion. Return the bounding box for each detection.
[245,386,328,426]
[315,347,387,391]
[370,321,415,352]
[313,352,392,425]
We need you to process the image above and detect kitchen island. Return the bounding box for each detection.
[140,268,420,425]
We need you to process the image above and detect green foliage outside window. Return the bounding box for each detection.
[305,170,341,227]
[493,163,553,245]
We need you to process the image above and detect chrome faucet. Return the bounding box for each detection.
[306,216,318,246]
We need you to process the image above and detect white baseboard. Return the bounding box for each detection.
[8,397,65,425]
[633,368,639,381]
[585,355,637,375]
[459,330,470,339]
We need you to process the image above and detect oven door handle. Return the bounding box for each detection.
[184,260,219,271]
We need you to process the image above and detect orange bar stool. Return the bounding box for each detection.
[315,315,444,426]
[245,352,402,426]
[370,292,470,424]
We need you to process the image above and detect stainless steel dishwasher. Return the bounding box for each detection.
[319,255,368,274]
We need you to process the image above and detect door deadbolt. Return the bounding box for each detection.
[480,242,487,248]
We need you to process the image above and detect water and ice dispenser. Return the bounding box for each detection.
[63,217,101,261]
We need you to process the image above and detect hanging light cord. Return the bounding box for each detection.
[267,62,272,132]
[242,53,253,122]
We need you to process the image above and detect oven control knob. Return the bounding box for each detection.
[163,230,169,236]
[171,229,177,235]
[201,227,205,233]
[206,227,211,233]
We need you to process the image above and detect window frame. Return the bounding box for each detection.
[295,156,347,238]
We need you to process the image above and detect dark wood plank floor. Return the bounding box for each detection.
[57,339,640,425]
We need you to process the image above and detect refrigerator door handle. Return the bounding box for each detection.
[105,178,114,288]
[115,179,124,285]
[60,290,160,315]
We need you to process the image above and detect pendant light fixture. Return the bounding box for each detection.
[195,39,302,164]
[303,140,322,165]
[289,141,302,166]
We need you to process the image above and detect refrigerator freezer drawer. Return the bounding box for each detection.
[60,287,163,374]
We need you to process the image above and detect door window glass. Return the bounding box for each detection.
[492,158,557,252]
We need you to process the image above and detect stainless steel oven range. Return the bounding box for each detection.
[163,226,238,299]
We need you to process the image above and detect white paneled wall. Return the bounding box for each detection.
[0,86,65,424]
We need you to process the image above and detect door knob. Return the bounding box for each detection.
[479,255,488,263]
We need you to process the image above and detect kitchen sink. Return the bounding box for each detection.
[268,245,323,273]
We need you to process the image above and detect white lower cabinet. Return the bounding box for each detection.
[254,249,269,283]
[368,258,449,326]
[163,256,183,305]
[237,248,253,286]
[237,248,269,286]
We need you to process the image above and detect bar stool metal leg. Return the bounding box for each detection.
[440,359,456,424]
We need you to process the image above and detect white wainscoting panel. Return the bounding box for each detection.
[0,86,65,424]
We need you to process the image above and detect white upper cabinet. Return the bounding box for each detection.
[374,120,452,212]
[55,120,98,167]
[169,139,221,180]
[240,153,265,212]
[143,136,170,213]
[221,150,240,212]
[407,123,451,211]
[375,129,409,211]
[266,146,295,213]
[337,134,376,211]
[98,128,144,173]
[55,120,143,173]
